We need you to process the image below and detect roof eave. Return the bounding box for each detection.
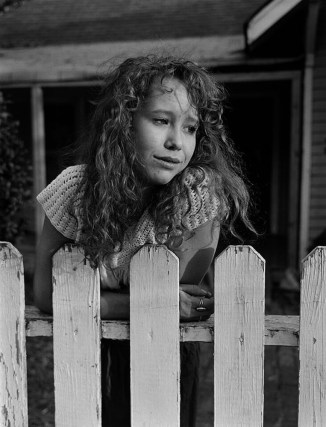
[0,35,245,84]
[245,0,304,49]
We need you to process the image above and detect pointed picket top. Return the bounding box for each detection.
[0,241,23,261]
[216,244,265,265]
[302,245,326,264]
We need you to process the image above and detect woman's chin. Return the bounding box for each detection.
[144,171,177,187]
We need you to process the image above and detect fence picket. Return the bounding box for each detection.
[214,245,265,426]
[130,245,180,427]
[52,244,101,427]
[298,246,326,427]
[0,242,28,426]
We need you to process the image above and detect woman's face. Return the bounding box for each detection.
[132,77,198,186]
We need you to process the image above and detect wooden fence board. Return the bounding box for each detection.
[214,246,265,426]
[52,244,101,427]
[298,246,326,427]
[0,242,28,427]
[130,245,180,427]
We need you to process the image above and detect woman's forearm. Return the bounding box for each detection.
[100,291,130,320]
[33,255,53,314]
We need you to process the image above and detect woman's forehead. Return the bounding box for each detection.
[144,76,198,117]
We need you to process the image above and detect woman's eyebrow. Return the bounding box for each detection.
[151,109,198,122]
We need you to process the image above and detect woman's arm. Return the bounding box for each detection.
[100,292,130,320]
[101,220,220,321]
[172,219,220,321]
[33,216,72,314]
[35,216,219,320]
[174,219,220,285]
[34,216,130,319]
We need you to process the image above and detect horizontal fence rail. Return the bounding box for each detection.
[25,307,300,346]
[1,242,326,426]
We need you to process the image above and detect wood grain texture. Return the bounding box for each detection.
[214,246,265,426]
[298,246,326,427]
[264,315,299,346]
[0,242,28,426]
[130,245,180,427]
[52,244,101,427]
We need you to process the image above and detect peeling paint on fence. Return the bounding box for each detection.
[52,244,101,427]
[0,242,28,426]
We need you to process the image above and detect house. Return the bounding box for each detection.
[0,0,324,273]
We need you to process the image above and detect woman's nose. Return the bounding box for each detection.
[164,127,183,150]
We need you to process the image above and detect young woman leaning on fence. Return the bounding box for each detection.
[33,55,256,427]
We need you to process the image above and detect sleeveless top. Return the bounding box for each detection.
[37,165,221,290]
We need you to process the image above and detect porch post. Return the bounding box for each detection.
[299,0,320,260]
[31,85,46,239]
[288,74,301,267]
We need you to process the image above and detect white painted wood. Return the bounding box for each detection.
[0,242,28,426]
[214,246,265,426]
[52,244,101,427]
[264,315,299,346]
[298,246,326,427]
[130,245,180,427]
[246,0,303,45]
[25,305,53,337]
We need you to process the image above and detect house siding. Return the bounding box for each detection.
[310,0,326,244]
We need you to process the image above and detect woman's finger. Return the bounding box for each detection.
[191,295,214,316]
[179,291,214,321]
[180,284,212,297]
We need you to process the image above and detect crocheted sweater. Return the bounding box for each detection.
[37,165,221,288]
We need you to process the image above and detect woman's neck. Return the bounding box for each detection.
[139,185,156,208]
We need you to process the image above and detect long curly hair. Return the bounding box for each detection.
[77,55,255,266]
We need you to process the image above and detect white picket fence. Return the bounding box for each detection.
[0,241,326,426]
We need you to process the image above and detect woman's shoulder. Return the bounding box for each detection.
[53,164,86,188]
[36,165,86,241]
[37,164,86,208]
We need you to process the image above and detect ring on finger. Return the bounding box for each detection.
[196,297,207,312]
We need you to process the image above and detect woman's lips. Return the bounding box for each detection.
[153,156,182,170]
[154,156,181,164]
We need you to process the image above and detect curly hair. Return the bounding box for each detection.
[77,54,255,266]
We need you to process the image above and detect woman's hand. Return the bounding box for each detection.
[179,284,214,322]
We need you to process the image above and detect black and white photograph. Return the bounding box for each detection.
[0,0,325,426]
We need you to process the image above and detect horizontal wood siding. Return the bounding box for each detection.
[310,0,326,245]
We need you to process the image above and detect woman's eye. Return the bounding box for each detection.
[186,125,198,135]
[153,118,168,125]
